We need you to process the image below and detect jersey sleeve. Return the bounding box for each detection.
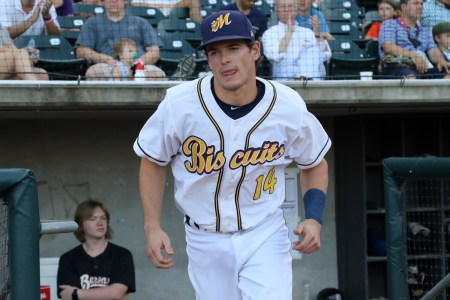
[133,97,181,166]
[289,111,331,169]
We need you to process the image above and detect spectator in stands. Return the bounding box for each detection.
[76,0,166,80]
[421,0,450,32]
[0,23,48,80]
[262,0,323,80]
[0,0,60,39]
[57,199,136,299]
[130,0,202,23]
[432,22,450,61]
[56,0,75,16]
[365,0,397,40]
[379,0,450,79]
[111,38,138,81]
[220,0,268,41]
[296,0,333,40]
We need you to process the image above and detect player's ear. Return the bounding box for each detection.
[252,41,261,62]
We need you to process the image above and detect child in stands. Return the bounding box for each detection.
[432,22,450,62]
[365,0,397,40]
[111,38,138,81]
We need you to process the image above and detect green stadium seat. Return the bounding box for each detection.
[73,3,105,16]
[125,6,166,28]
[157,35,207,77]
[56,16,87,46]
[328,56,378,80]
[157,18,202,49]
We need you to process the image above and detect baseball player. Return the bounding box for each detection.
[133,10,331,300]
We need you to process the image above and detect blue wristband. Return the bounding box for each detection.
[303,188,326,225]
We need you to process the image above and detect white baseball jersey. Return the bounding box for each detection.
[134,75,331,233]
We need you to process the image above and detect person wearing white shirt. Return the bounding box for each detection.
[262,0,323,80]
[130,0,202,23]
[0,0,60,39]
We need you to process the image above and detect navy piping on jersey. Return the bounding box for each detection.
[135,138,168,164]
[234,80,277,230]
[197,77,225,232]
[197,77,278,231]
[296,137,331,167]
[212,77,266,119]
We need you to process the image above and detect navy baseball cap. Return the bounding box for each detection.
[198,10,255,50]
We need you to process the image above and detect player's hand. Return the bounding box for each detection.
[292,219,321,253]
[58,285,77,300]
[146,228,174,269]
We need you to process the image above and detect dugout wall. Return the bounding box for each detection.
[384,157,450,300]
[0,169,41,300]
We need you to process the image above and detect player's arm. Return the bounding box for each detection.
[292,158,328,254]
[139,157,174,269]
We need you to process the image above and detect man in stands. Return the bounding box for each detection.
[379,0,450,79]
[75,0,166,80]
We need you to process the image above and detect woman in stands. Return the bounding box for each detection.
[0,24,48,80]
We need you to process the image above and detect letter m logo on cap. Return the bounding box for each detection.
[211,13,232,32]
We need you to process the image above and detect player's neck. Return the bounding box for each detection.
[213,79,258,107]
[83,239,108,257]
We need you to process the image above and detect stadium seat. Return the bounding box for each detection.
[169,7,190,19]
[254,0,273,23]
[328,56,378,80]
[13,35,88,80]
[125,6,166,28]
[328,38,367,59]
[365,40,379,60]
[56,16,87,46]
[157,18,202,49]
[324,9,354,22]
[365,40,380,75]
[157,35,207,77]
[73,3,105,16]
[328,21,364,39]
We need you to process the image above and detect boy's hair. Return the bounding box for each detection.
[378,0,397,10]
[74,198,113,242]
[113,38,137,60]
